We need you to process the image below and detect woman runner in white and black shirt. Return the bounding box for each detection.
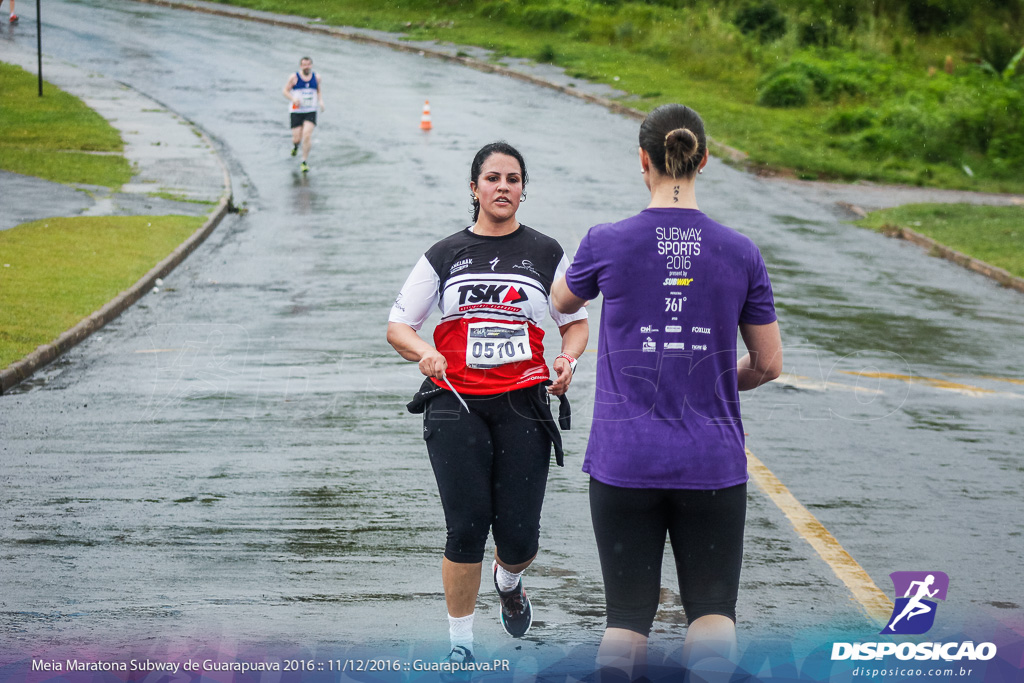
[387,142,588,675]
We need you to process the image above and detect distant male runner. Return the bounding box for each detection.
[1,0,17,23]
[282,56,324,173]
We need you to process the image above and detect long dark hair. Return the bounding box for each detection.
[639,104,706,179]
[469,142,528,222]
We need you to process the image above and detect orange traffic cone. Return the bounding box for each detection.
[420,100,433,131]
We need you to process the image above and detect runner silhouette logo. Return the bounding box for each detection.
[881,571,949,635]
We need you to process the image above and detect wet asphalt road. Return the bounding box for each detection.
[1,0,1022,672]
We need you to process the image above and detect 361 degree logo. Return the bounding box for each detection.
[881,571,949,635]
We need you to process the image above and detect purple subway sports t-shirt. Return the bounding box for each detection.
[565,208,776,489]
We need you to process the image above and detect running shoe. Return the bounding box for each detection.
[300,161,309,173]
[439,645,475,683]
[9,14,18,22]
[290,143,298,157]
[493,560,532,637]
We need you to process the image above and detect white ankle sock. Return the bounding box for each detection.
[495,564,523,593]
[448,612,474,652]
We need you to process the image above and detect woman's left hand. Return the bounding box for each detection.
[547,356,573,396]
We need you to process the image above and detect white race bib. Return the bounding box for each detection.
[292,88,317,112]
[465,322,532,369]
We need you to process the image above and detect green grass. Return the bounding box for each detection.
[0,216,204,369]
[0,62,132,188]
[858,204,1024,278]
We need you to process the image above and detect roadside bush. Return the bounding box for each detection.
[979,87,1024,167]
[905,0,972,33]
[520,6,578,30]
[394,0,481,7]
[770,61,831,94]
[824,107,875,134]
[974,25,1024,75]
[478,2,578,31]
[757,72,812,106]
[875,101,953,162]
[615,21,637,45]
[798,20,836,48]
[478,1,511,21]
[830,0,860,29]
[827,73,868,99]
[989,132,1024,174]
[834,75,1024,172]
[759,59,869,102]
[734,1,787,43]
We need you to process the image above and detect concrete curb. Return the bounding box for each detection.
[130,0,751,164]
[879,225,1024,294]
[0,107,233,395]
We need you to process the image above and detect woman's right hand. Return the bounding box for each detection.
[418,349,449,379]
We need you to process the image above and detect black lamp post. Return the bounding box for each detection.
[36,0,42,96]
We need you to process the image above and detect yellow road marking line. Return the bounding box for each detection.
[840,371,997,397]
[746,448,893,626]
[978,375,1024,386]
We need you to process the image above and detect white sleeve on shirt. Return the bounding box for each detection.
[388,255,440,331]
[549,253,589,327]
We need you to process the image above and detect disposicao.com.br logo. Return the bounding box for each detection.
[883,571,949,635]
[831,571,998,663]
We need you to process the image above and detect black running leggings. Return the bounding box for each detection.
[424,385,553,565]
[589,478,747,635]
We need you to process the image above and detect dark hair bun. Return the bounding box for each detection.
[664,128,699,178]
[639,104,706,179]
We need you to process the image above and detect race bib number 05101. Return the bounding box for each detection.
[466,322,532,369]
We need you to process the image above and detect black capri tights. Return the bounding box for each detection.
[589,478,747,636]
[424,386,553,565]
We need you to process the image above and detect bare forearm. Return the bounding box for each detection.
[558,319,588,359]
[387,322,434,362]
[388,322,448,378]
[737,321,782,391]
[551,277,587,314]
[548,319,589,396]
[737,354,774,391]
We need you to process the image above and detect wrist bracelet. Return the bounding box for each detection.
[557,353,578,374]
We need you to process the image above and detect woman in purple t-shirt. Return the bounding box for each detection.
[552,104,783,678]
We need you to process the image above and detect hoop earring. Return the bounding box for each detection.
[520,193,526,202]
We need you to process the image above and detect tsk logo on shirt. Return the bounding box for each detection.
[457,284,528,305]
